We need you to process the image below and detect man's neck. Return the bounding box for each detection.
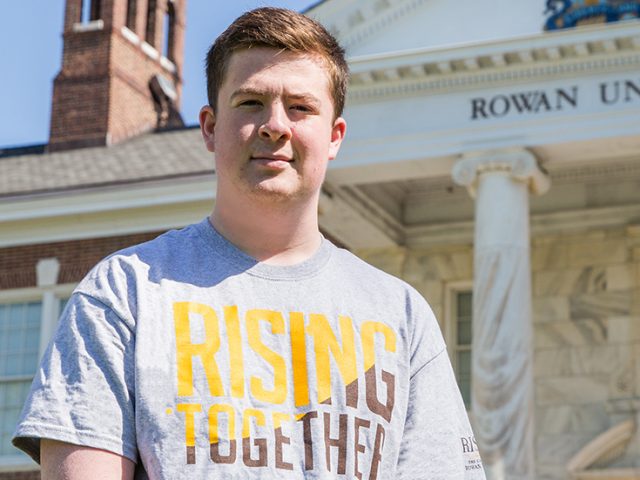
[210,195,322,266]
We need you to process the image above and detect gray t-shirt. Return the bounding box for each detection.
[13,219,484,479]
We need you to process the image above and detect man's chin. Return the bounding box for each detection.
[246,180,318,204]
[247,182,300,202]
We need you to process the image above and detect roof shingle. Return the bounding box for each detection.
[0,127,213,197]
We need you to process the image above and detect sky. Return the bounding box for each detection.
[0,0,318,149]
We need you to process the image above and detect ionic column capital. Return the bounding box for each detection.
[452,148,550,197]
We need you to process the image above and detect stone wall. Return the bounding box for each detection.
[532,225,640,479]
[355,244,474,330]
[355,224,640,479]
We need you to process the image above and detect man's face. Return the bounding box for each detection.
[200,47,346,205]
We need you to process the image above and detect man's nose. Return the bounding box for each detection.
[258,105,292,141]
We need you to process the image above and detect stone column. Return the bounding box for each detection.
[452,148,550,480]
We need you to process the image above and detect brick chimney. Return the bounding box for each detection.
[48,0,186,152]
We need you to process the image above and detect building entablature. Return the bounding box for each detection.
[333,21,640,183]
[347,21,640,98]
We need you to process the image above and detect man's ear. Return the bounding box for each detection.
[328,117,347,161]
[199,105,216,153]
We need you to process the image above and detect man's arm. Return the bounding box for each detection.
[12,291,139,474]
[397,349,485,479]
[41,439,135,480]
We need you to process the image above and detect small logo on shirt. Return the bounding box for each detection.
[461,435,478,453]
[461,436,483,471]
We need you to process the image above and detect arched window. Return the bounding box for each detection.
[126,0,137,30]
[162,1,176,61]
[81,0,101,23]
[145,0,157,45]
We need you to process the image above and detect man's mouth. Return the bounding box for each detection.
[250,154,294,168]
[251,154,293,161]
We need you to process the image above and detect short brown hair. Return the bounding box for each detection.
[205,7,348,118]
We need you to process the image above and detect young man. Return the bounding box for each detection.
[13,7,484,479]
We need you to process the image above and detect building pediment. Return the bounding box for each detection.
[308,0,565,57]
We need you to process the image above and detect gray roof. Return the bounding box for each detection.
[0,127,213,198]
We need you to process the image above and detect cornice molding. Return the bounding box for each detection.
[546,157,640,184]
[400,157,640,204]
[0,174,215,222]
[0,175,216,248]
[405,203,640,247]
[347,23,640,101]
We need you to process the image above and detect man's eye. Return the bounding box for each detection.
[291,104,312,112]
[239,100,261,107]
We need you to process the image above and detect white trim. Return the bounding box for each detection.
[0,203,211,248]
[0,288,42,303]
[0,175,215,223]
[0,285,75,302]
[160,56,176,73]
[121,25,140,45]
[53,284,76,299]
[0,176,216,248]
[141,41,160,60]
[40,284,76,358]
[72,19,104,32]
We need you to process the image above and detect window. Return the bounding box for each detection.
[446,284,473,410]
[162,1,176,61]
[454,291,473,409]
[145,0,157,46]
[126,0,137,31]
[0,302,41,456]
[81,0,101,23]
[0,289,72,464]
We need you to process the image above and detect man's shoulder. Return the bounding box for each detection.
[99,221,201,267]
[75,220,207,294]
[327,243,426,304]
[327,243,443,364]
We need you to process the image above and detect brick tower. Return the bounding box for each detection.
[48,0,186,152]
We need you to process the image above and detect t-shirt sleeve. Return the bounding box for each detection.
[396,347,485,479]
[12,291,137,464]
[395,289,485,479]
